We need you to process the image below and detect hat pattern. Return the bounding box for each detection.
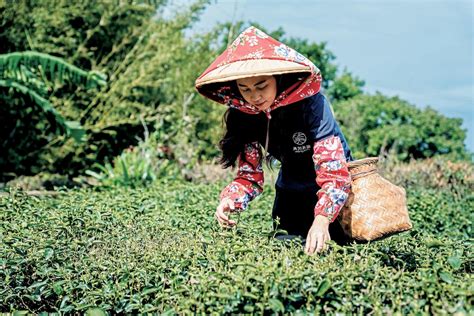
[196,26,322,115]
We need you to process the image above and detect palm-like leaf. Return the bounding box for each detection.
[0,51,106,88]
[0,51,106,142]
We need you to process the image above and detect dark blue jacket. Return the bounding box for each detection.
[265,92,353,192]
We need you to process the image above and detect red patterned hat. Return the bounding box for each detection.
[195,26,322,115]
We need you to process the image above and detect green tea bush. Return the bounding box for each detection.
[1,181,471,314]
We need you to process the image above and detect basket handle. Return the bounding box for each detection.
[351,169,377,180]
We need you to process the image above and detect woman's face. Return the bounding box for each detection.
[236,75,277,112]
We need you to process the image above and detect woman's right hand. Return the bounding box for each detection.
[215,198,238,228]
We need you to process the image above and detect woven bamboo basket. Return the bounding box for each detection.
[338,157,413,241]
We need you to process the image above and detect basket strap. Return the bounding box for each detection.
[351,169,377,180]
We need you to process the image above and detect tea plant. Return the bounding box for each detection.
[0,181,472,314]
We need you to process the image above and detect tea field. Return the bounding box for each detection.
[1,181,472,314]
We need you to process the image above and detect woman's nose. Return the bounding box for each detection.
[250,93,261,101]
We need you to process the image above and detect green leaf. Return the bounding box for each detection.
[439,271,453,284]
[53,281,64,296]
[44,247,54,260]
[316,279,331,297]
[85,170,104,180]
[65,121,86,143]
[447,256,462,270]
[425,238,444,248]
[120,157,130,183]
[0,51,106,87]
[141,287,160,296]
[85,308,107,316]
[268,298,285,312]
[29,280,48,289]
[243,305,254,313]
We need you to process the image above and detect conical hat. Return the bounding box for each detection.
[195,26,322,115]
[196,59,312,86]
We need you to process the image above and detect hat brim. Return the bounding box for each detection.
[195,59,313,87]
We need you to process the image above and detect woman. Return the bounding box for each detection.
[195,26,353,255]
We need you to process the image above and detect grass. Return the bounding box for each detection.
[0,180,472,314]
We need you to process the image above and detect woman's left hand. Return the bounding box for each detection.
[304,215,331,255]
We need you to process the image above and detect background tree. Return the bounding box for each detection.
[0,0,215,180]
[333,93,470,161]
[0,51,106,179]
[326,69,364,102]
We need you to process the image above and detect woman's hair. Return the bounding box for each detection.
[218,108,267,168]
[218,73,307,168]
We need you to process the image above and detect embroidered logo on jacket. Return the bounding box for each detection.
[292,132,307,145]
[292,132,310,153]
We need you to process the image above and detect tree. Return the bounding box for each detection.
[0,0,213,179]
[0,51,106,179]
[326,69,364,102]
[333,93,470,161]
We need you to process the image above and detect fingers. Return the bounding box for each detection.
[215,199,237,228]
[215,212,236,227]
[305,230,330,255]
[305,233,322,255]
[219,198,235,213]
[229,199,235,210]
[304,234,313,254]
[315,233,326,253]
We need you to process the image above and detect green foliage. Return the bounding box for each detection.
[326,69,365,102]
[0,0,471,184]
[0,51,106,180]
[0,0,166,60]
[0,51,104,143]
[85,122,179,187]
[0,79,79,140]
[407,189,472,239]
[380,156,474,198]
[284,37,337,89]
[0,51,106,89]
[0,0,214,180]
[333,93,470,161]
[0,179,471,313]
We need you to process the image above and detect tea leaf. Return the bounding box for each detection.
[447,256,462,270]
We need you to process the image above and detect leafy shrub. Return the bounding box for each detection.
[0,51,105,178]
[85,123,179,187]
[379,156,474,197]
[0,180,471,314]
[333,93,470,161]
[3,173,82,192]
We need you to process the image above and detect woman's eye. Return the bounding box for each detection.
[241,89,250,93]
[257,85,267,90]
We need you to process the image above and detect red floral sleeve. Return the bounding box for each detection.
[220,142,264,210]
[312,135,351,222]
